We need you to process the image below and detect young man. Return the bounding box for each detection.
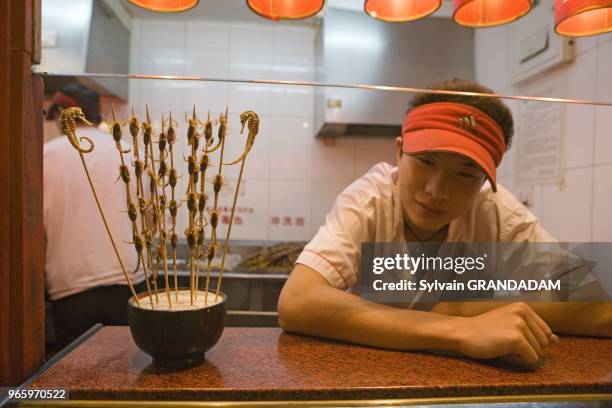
[278,79,611,366]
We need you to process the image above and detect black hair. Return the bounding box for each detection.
[409,78,514,150]
[46,82,102,125]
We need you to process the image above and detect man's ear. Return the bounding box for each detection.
[395,136,403,165]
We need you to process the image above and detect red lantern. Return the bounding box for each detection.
[364,0,442,22]
[127,0,199,13]
[453,0,533,27]
[555,0,612,36]
[246,0,324,21]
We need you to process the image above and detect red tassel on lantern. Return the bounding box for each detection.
[555,0,612,36]
[453,0,533,27]
[246,0,324,21]
[364,0,442,22]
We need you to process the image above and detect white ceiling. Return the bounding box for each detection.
[121,0,453,23]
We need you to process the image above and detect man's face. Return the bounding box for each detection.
[395,137,487,234]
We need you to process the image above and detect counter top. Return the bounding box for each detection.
[29,327,612,403]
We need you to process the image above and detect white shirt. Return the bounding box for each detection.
[296,162,556,290]
[44,127,145,300]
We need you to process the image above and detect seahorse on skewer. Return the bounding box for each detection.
[58,107,140,306]
[224,111,259,165]
[59,107,94,153]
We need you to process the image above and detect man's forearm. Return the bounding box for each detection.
[431,301,612,337]
[280,284,463,351]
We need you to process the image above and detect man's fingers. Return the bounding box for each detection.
[515,336,540,365]
[525,314,549,350]
[522,324,543,358]
[526,307,555,341]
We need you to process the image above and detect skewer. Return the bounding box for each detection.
[144,109,163,302]
[215,111,260,301]
[62,105,259,310]
[184,107,201,305]
[58,107,140,307]
[111,105,155,308]
[185,107,209,303]
[167,112,181,301]
[127,108,156,308]
[204,108,229,306]
[157,113,173,308]
[141,106,158,303]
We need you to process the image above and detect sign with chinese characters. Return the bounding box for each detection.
[270,216,306,227]
[516,97,565,186]
[204,206,254,226]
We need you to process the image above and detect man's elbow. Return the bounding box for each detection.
[277,285,302,332]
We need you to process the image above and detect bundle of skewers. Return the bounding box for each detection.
[59,105,259,310]
[236,243,304,272]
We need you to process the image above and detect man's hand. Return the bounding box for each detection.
[451,302,559,365]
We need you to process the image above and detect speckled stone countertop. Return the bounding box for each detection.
[30,327,611,402]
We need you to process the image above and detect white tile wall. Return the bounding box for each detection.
[353,139,396,178]
[564,104,595,169]
[475,18,612,242]
[129,18,392,241]
[566,47,598,100]
[228,82,273,115]
[213,178,271,241]
[592,164,612,241]
[474,26,509,92]
[186,21,230,50]
[310,181,352,231]
[311,138,356,182]
[269,115,313,182]
[140,20,186,48]
[272,25,315,54]
[574,36,598,57]
[594,106,612,166]
[184,49,230,78]
[540,168,592,242]
[598,32,612,45]
[271,85,314,116]
[268,181,312,241]
[230,22,273,54]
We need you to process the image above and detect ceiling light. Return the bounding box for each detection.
[364,0,442,22]
[453,0,533,27]
[555,0,612,37]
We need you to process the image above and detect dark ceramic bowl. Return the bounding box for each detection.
[127,289,227,367]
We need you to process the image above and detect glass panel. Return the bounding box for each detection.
[38,0,612,353]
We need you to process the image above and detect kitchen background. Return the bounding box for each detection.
[39,0,612,245]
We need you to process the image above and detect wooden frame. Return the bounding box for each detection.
[0,0,45,386]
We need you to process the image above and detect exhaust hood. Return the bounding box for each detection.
[38,0,130,100]
[315,9,475,138]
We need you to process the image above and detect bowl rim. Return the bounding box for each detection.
[128,287,227,312]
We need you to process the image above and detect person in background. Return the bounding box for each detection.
[44,82,147,351]
[278,79,612,366]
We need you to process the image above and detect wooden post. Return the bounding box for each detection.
[0,0,45,386]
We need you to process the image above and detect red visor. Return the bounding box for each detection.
[51,91,80,109]
[402,102,506,192]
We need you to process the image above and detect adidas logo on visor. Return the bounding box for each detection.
[457,115,477,133]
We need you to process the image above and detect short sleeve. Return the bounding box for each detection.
[494,191,597,293]
[480,185,556,243]
[296,188,374,290]
[501,207,556,243]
